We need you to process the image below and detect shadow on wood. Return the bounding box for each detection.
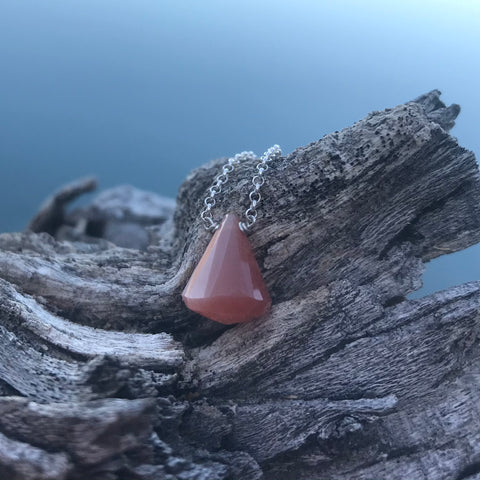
[0,90,479,479]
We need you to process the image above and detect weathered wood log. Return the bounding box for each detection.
[0,89,479,479]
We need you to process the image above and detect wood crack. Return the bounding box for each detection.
[0,90,479,479]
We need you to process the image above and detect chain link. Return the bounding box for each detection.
[200,151,256,231]
[200,145,282,232]
[239,144,281,232]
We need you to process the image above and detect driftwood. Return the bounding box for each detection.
[0,90,479,479]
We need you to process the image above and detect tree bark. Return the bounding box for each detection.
[0,90,479,479]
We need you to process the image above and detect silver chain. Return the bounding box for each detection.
[200,145,282,233]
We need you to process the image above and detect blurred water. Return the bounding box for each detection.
[0,0,478,296]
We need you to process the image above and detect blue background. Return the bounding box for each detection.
[0,0,479,297]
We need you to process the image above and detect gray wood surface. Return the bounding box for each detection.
[0,90,478,479]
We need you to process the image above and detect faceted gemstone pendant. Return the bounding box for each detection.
[182,213,271,324]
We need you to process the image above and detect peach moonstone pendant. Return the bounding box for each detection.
[182,213,271,324]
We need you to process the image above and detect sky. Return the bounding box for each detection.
[0,0,479,296]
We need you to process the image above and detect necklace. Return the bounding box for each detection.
[182,145,282,325]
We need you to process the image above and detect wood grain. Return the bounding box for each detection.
[0,90,478,479]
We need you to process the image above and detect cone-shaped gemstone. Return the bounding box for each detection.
[182,213,271,324]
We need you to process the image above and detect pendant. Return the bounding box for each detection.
[182,213,271,324]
